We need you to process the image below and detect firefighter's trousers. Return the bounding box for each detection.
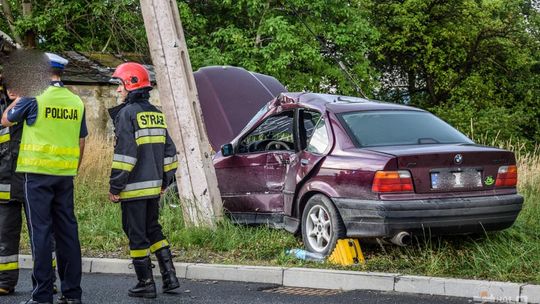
[121,198,171,259]
[0,201,22,290]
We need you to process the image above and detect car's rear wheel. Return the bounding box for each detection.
[301,194,345,256]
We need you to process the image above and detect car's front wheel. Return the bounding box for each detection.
[301,194,345,256]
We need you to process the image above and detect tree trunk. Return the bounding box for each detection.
[0,0,23,46]
[22,0,36,48]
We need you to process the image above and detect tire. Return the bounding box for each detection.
[301,194,346,256]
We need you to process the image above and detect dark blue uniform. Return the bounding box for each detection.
[8,81,87,304]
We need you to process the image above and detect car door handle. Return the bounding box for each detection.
[300,159,309,166]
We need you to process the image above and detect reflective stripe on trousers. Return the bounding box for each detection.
[0,254,18,271]
[150,239,169,253]
[130,248,149,258]
[0,184,10,200]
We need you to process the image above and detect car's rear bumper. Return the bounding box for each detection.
[333,194,524,238]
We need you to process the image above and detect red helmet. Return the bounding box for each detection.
[111,62,151,91]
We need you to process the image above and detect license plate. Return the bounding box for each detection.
[431,169,482,189]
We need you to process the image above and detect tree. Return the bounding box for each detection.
[0,0,380,94]
[0,0,23,46]
[178,0,379,95]
[0,0,148,53]
[371,0,540,143]
[1,0,538,142]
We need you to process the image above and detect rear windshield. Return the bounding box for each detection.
[339,110,473,147]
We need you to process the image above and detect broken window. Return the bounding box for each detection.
[299,110,322,150]
[238,111,295,153]
[307,118,329,154]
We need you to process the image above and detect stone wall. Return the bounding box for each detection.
[66,84,161,136]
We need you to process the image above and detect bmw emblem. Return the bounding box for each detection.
[454,154,463,165]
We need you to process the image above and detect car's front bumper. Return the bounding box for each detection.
[333,194,524,238]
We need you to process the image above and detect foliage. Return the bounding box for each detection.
[177,0,378,95]
[370,0,540,143]
[0,0,539,142]
[1,0,148,53]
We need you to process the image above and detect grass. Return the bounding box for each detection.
[68,134,300,262]
[19,133,540,284]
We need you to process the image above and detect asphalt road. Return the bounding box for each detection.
[2,270,471,304]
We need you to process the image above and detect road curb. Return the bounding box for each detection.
[19,255,538,303]
[395,275,524,302]
[283,267,396,291]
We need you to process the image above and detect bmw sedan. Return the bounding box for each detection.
[212,92,523,255]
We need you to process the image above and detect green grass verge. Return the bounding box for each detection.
[59,179,540,284]
[14,133,539,287]
[18,173,539,285]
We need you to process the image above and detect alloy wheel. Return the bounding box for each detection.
[305,204,333,252]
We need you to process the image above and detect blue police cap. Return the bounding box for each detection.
[45,52,68,69]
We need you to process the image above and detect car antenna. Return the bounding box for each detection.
[283,3,369,99]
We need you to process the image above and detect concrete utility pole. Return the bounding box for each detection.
[140,0,223,228]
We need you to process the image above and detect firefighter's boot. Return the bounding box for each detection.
[0,286,13,295]
[155,247,180,293]
[128,257,156,298]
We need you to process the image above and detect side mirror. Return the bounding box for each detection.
[221,143,234,157]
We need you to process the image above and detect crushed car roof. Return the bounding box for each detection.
[276,92,424,113]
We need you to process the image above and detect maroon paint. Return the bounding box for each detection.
[211,89,520,228]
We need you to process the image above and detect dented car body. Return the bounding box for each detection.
[198,67,523,255]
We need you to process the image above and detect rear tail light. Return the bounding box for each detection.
[372,170,414,193]
[495,165,518,187]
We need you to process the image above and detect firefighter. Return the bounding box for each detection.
[0,80,24,296]
[2,52,87,304]
[108,62,180,298]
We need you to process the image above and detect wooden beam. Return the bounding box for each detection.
[139,0,223,227]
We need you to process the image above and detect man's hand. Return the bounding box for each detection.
[109,192,120,203]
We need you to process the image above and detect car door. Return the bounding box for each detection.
[283,110,332,216]
[215,110,295,216]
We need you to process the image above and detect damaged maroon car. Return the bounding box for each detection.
[197,67,523,256]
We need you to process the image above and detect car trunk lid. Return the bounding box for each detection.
[365,144,515,193]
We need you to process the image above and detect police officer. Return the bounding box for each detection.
[0,81,24,296]
[1,53,87,304]
[108,62,179,298]
[0,77,60,299]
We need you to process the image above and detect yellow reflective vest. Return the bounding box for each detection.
[16,86,84,176]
